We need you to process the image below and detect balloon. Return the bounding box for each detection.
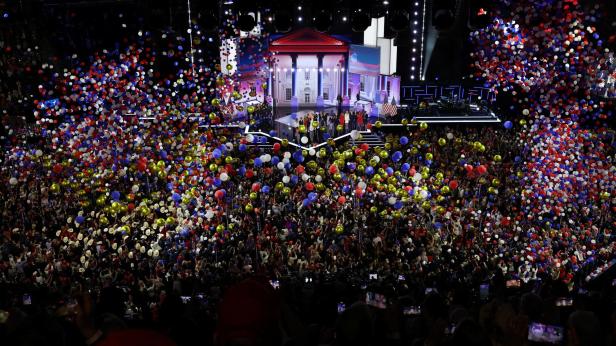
[215,189,226,199]
[335,224,344,234]
[476,165,487,175]
[400,136,409,145]
[419,122,428,130]
[425,153,433,161]
[282,176,290,184]
[261,185,270,194]
[392,151,402,162]
[111,191,121,201]
[273,142,281,151]
[301,136,308,144]
[493,154,502,162]
[220,172,229,181]
[75,215,85,224]
[212,148,222,158]
[338,196,346,204]
[375,121,382,128]
[254,158,263,167]
[9,177,17,185]
[504,120,513,129]
[449,180,459,190]
[249,192,258,200]
[438,138,446,146]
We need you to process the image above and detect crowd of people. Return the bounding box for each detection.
[0,0,615,345]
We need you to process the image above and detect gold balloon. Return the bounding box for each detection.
[245,203,254,213]
[249,192,258,200]
[335,224,344,234]
[425,153,433,161]
[375,121,382,128]
[438,138,446,146]
[282,187,291,195]
[419,122,428,130]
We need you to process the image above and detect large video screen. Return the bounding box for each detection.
[349,44,380,76]
[238,37,268,79]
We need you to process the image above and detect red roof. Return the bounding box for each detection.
[269,28,349,53]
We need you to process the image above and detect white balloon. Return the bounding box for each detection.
[220,172,229,181]
[350,130,359,140]
[35,149,43,157]
[131,185,140,193]
[413,173,422,182]
[283,152,291,159]
[420,190,428,199]
[446,132,454,140]
[358,181,367,189]
[9,177,18,185]
[246,134,255,143]
[388,197,396,205]
[309,148,316,156]
[315,175,322,182]
[282,176,290,184]
[263,154,271,162]
[205,210,214,219]
[372,155,380,163]
[277,162,285,170]
[301,136,308,144]
[301,174,310,181]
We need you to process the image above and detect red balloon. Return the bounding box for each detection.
[448,180,459,190]
[361,143,369,151]
[337,196,346,204]
[295,165,305,174]
[251,183,261,192]
[476,165,487,175]
[355,188,363,197]
[215,190,226,199]
[137,161,147,172]
[273,143,281,151]
[305,182,315,191]
[245,169,254,178]
[52,164,63,174]
[329,164,338,174]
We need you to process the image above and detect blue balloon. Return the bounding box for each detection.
[394,201,403,210]
[172,192,181,202]
[400,136,409,145]
[254,158,263,167]
[290,175,299,184]
[261,185,271,194]
[269,130,277,137]
[111,191,121,201]
[213,148,222,158]
[392,151,402,162]
[365,166,374,175]
[302,198,311,207]
[271,156,280,165]
[385,167,394,176]
[322,133,330,140]
[76,215,85,224]
[160,150,168,159]
[401,163,410,172]
[308,192,318,201]
[213,178,222,187]
[504,120,513,129]
[239,144,247,152]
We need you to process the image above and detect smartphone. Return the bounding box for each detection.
[555,298,573,307]
[337,302,346,314]
[425,287,437,294]
[506,279,520,288]
[23,294,32,306]
[445,323,456,335]
[180,296,191,304]
[527,322,564,344]
[403,306,421,315]
[612,278,616,286]
[366,292,387,309]
[398,275,406,281]
[269,280,280,289]
[304,276,313,284]
[369,273,378,280]
[480,284,489,301]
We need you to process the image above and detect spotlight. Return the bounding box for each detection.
[351,11,371,32]
[389,11,409,32]
[342,16,347,22]
[237,13,256,32]
[314,11,332,32]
